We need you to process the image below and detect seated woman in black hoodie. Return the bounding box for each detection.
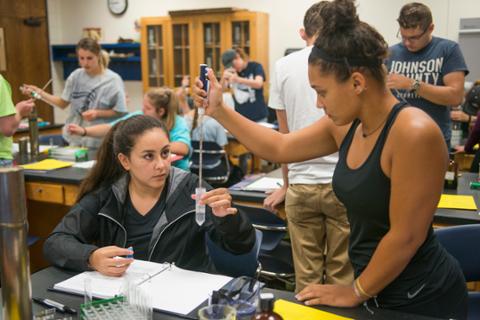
[43,115,255,277]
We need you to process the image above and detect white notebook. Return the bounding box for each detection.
[72,160,96,169]
[242,177,283,192]
[53,260,232,315]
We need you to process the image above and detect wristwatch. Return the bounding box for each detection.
[410,79,421,94]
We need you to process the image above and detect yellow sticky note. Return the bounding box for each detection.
[437,194,477,210]
[21,159,73,171]
[274,299,353,320]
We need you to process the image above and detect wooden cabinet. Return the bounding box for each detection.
[140,8,269,92]
[0,0,53,123]
[25,181,79,206]
[64,184,80,206]
[26,182,64,204]
[170,15,195,88]
[141,17,171,88]
[25,180,77,273]
[229,11,269,70]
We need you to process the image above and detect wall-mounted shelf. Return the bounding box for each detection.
[51,43,141,81]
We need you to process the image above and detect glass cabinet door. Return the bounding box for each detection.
[231,21,250,55]
[203,22,221,78]
[172,24,190,87]
[147,25,165,87]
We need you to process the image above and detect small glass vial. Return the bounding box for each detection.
[195,187,206,226]
[253,293,283,320]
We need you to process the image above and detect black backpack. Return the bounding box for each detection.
[462,83,480,116]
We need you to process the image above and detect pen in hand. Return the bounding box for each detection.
[33,297,77,314]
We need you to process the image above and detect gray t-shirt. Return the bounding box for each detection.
[61,68,127,148]
[386,37,469,143]
[184,114,228,147]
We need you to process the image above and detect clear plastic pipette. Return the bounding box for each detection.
[196,64,209,225]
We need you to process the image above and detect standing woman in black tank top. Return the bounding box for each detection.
[193,0,467,318]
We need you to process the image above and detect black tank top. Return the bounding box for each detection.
[333,102,461,308]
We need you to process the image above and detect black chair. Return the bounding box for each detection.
[27,235,39,246]
[234,204,295,285]
[190,141,230,185]
[435,225,480,320]
[38,134,67,146]
[206,229,262,278]
[283,48,302,56]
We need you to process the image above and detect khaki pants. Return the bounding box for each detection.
[286,183,353,292]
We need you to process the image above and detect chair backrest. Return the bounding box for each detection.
[191,141,225,167]
[191,141,224,151]
[38,134,67,146]
[233,205,294,281]
[191,140,230,184]
[27,235,39,247]
[434,224,480,282]
[234,204,286,252]
[206,229,262,278]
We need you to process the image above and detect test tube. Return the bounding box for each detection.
[31,91,41,100]
[195,187,206,226]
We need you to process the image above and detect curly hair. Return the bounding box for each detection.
[308,0,389,84]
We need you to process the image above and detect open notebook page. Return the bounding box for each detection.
[140,264,232,315]
[53,261,232,315]
[242,177,283,192]
[53,260,169,299]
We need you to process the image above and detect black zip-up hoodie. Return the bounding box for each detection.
[43,167,255,273]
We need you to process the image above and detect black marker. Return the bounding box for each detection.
[33,297,77,314]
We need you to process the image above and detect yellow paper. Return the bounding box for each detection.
[437,194,477,210]
[274,299,353,320]
[21,159,73,171]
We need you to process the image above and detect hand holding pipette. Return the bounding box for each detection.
[19,78,52,102]
[20,84,42,100]
[192,67,226,118]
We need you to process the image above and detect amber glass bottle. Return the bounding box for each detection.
[444,155,458,189]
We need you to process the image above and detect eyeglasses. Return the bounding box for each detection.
[396,27,429,42]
